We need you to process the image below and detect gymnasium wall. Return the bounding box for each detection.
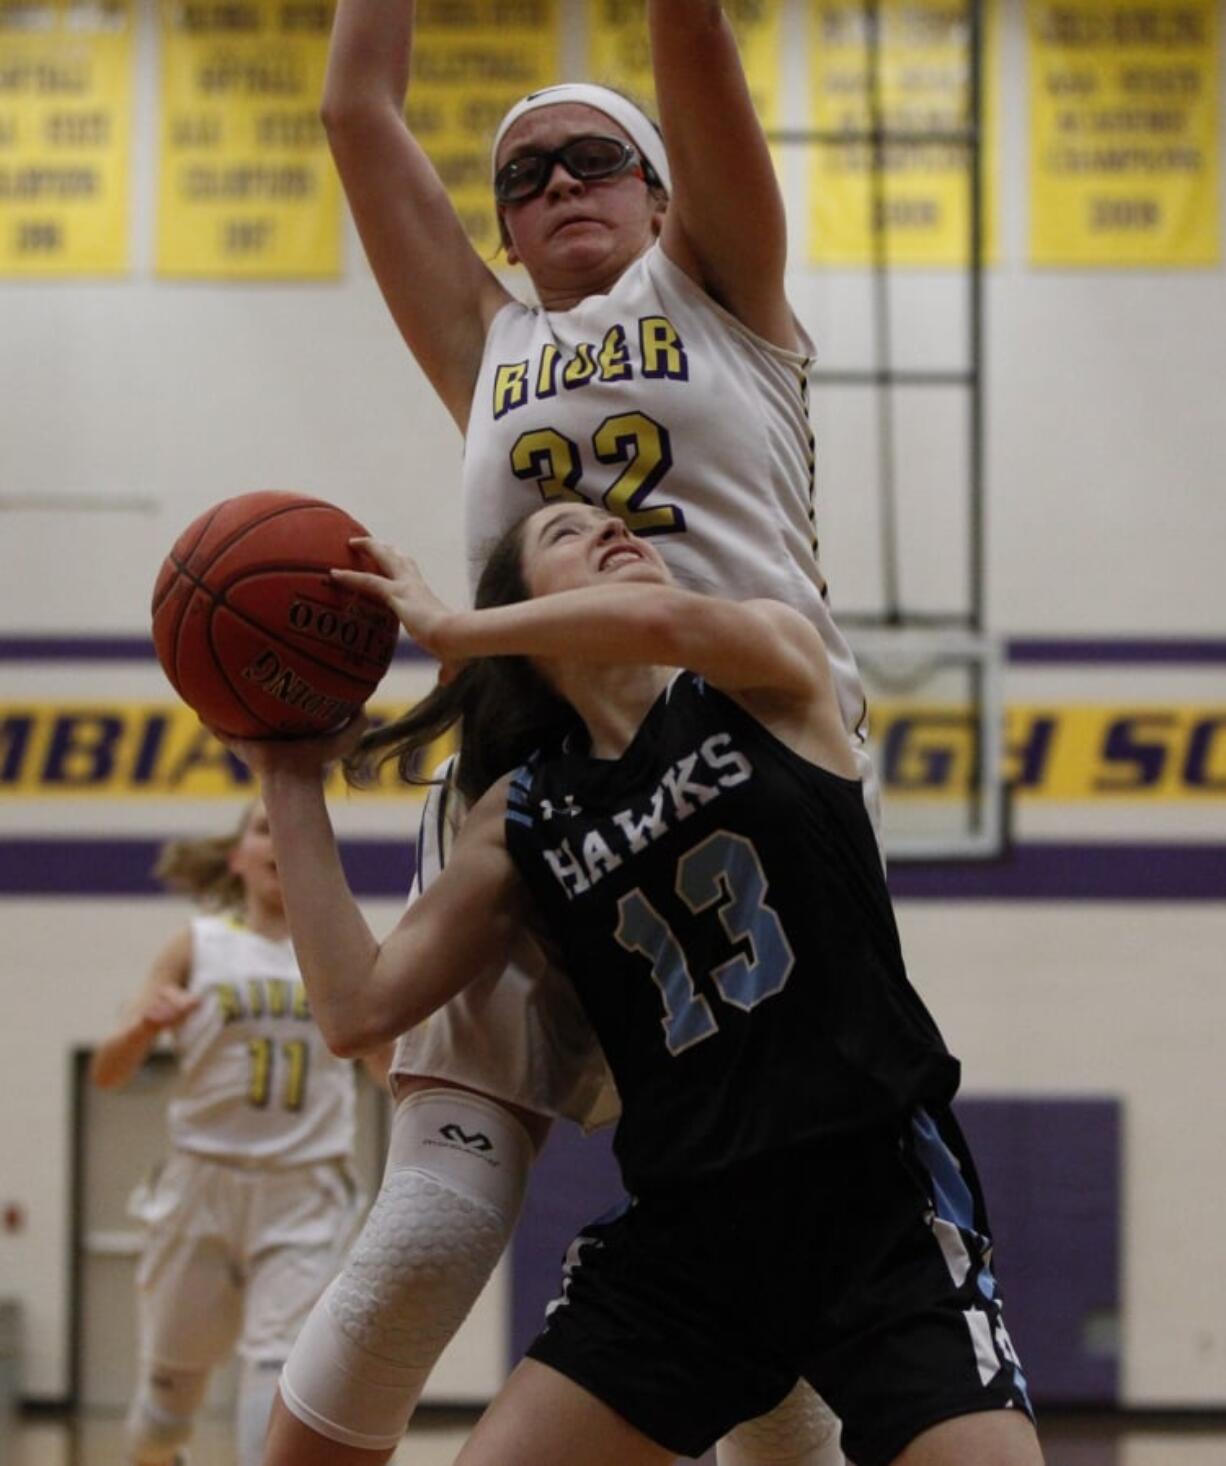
[2,0,1224,1410]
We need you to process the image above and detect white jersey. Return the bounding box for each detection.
[166,915,356,1166]
[392,758,616,1126]
[464,242,879,830]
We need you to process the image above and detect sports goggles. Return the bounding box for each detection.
[493,135,658,205]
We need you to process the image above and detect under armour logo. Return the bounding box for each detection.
[541,795,583,820]
[439,1124,493,1151]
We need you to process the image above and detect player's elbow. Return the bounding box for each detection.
[320,83,399,151]
[320,93,372,147]
[317,1012,376,1060]
[322,1027,369,1061]
[314,993,399,1060]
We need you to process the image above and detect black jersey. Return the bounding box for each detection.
[504,672,959,1192]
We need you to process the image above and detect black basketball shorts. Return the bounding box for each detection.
[526,1107,1034,1465]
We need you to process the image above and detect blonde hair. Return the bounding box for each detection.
[152,802,255,911]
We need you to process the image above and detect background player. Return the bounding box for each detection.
[265,0,877,1459]
[91,802,389,1466]
[231,505,1042,1466]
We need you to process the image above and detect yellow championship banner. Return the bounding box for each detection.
[3,700,1225,801]
[587,0,781,133]
[155,0,341,278]
[1028,0,1220,266]
[806,0,999,265]
[0,0,133,275]
[408,0,560,257]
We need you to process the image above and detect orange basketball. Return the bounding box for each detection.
[152,491,398,739]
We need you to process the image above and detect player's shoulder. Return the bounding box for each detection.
[152,922,196,983]
[190,910,248,944]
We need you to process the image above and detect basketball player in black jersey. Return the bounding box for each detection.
[229,503,1043,1466]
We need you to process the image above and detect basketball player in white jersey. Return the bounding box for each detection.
[91,803,388,1466]
[263,3,876,1462]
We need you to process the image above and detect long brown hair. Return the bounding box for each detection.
[153,802,255,910]
[345,510,575,804]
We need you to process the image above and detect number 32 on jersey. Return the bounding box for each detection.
[511,411,685,537]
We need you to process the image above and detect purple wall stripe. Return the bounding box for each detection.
[887,842,1226,901]
[4,634,1226,666]
[1008,638,1226,666]
[0,636,158,662]
[0,635,432,663]
[0,838,416,898]
[0,837,1222,900]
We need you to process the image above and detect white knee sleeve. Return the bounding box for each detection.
[279,1090,534,1452]
[126,1364,208,1464]
[717,1380,844,1466]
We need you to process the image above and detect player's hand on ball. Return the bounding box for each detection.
[332,537,453,657]
[219,715,369,783]
[139,984,202,1034]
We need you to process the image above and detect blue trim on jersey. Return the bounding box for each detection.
[506,764,538,831]
[912,1109,1033,1408]
[912,1109,994,1293]
[912,1110,976,1229]
[915,1108,1003,1307]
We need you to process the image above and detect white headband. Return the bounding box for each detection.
[492,83,671,195]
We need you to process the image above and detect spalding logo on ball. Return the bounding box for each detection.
[152,491,399,738]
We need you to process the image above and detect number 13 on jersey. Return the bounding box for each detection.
[614,831,795,1056]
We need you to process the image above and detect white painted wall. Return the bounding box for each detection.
[1,0,1223,1407]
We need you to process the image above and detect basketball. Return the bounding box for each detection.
[151,491,399,738]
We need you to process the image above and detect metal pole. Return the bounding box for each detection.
[864,0,901,625]
[968,0,985,632]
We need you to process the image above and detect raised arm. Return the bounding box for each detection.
[90,928,199,1090]
[337,530,858,776]
[321,0,513,427]
[649,0,795,347]
[233,737,527,1058]
[440,587,852,768]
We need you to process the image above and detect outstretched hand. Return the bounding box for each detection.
[334,537,454,658]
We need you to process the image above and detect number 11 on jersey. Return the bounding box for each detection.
[247,1038,309,1111]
